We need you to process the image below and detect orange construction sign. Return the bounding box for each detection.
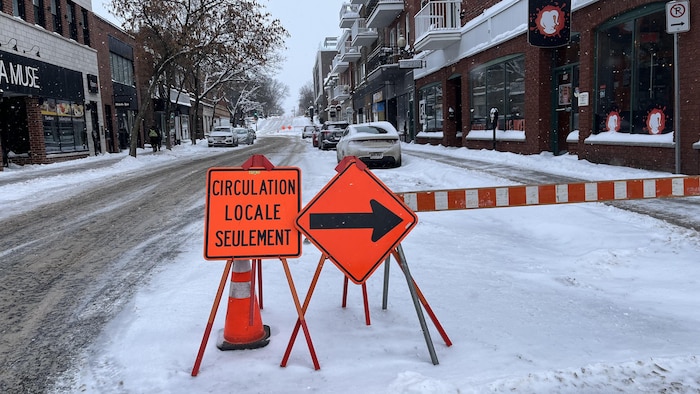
[204,166,302,259]
[296,158,417,284]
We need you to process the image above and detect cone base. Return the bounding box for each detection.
[216,325,271,351]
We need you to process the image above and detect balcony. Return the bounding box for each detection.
[414,0,461,52]
[330,84,351,102]
[331,55,349,74]
[349,0,368,4]
[339,41,361,63]
[366,0,404,29]
[339,3,362,29]
[351,18,378,47]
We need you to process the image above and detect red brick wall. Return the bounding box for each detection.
[414,0,700,174]
[574,0,700,174]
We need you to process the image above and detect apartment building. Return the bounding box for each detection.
[324,0,700,175]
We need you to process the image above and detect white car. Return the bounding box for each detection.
[207,126,239,147]
[302,125,317,139]
[336,121,402,168]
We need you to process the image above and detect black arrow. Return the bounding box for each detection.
[309,199,403,242]
[671,21,686,27]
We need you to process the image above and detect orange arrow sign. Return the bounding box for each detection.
[296,158,417,284]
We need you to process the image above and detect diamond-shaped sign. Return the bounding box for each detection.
[296,159,417,284]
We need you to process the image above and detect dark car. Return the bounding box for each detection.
[318,121,349,150]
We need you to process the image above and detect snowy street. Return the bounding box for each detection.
[1,117,699,393]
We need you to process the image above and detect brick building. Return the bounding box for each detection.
[411,0,700,174]
[330,0,699,175]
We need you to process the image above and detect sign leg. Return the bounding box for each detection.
[392,246,439,365]
[280,256,325,370]
[392,245,452,347]
[382,255,391,310]
[256,258,264,309]
[191,258,234,377]
[342,276,349,308]
[362,282,371,325]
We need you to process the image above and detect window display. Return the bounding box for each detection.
[41,98,87,153]
[595,5,672,135]
[470,55,525,131]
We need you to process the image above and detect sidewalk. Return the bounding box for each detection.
[0,148,157,187]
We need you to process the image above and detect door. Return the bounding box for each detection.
[552,65,579,155]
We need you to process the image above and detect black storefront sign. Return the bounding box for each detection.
[113,82,138,110]
[87,74,99,93]
[0,50,84,101]
[528,0,571,48]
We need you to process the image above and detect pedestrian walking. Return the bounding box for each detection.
[149,127,159,152]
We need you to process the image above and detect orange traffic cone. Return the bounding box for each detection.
[217,259,270,351]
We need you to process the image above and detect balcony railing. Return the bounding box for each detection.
[330,85,351,101]
[339,41,361,62]
[340,3,362,29]
[351,18,378,47]
[332,55,349,73]
[414,0,461,51]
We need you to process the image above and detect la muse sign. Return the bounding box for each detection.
[0,59,41,90]
[0,50,84,101]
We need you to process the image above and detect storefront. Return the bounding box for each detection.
[1,49,95,166]
[413,0,700,174]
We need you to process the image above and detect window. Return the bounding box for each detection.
[81,9,90,46]
[110,53,135,86]
[41,99,88,153]
[50,0,62,34]
[595,4,672,135]
[33,0,46,27]
[469,55,525,131]
[12,0,26,19]
[67,1,78,41]
[419,83,442,132]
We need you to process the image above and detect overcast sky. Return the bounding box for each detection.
[91,0,345,116]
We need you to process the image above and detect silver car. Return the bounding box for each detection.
[235,127,256,145]
[336,121,402,168]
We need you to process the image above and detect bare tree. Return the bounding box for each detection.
[297,81,315,116]
[110,0,287,156]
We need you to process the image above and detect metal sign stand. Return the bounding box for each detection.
[283,244,452,369]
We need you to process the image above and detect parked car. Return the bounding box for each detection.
[312,126,321,147]
[318,121,349,150]
[336,121,402,167]
[302,125,316,139]
[207,126,238,147]
[235,127,256,145]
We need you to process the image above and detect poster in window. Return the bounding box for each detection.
[558,83,572,106]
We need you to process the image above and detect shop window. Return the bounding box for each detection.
[419,84,442,132]
[469,55,525,131]
[41,99,88,153]
[595,4,672,135]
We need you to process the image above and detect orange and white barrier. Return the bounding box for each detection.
[397,176,700,212]
[217,259,270,350]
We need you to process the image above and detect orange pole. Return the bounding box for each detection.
[280,255,326,369]
[191,259,233,377]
